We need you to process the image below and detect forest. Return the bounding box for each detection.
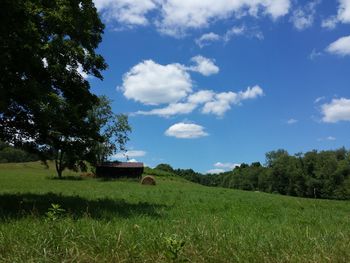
[156,148,350,200]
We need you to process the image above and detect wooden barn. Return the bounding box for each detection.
[96,162,144,179]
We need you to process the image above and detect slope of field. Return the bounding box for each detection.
[0,162,349,262]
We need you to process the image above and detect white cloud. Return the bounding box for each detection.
[77,64,89,79]
[202,92,239,116]
[321,16,338,29]
[195,32,221,48]
[188,90,215,104]
[136,86,264,117]
[187,56,219,76]
[196,26,263,47]
[95,0,291,36]
[136,102,197,117]
[326,35,350,56]
[338,0,350,23]
[157,0,291,36]
[290,0,319,31]
[322,0,350,29]
[121,60,192,105]
[287,118,298,124]
[127,158,138,162]
[321,98,350,123]
[238,85,264,100]
[165,122,208,139]
[214,162,240,170]
[113,150,147,159]
[93,0,157,27]
[223,26,246,41]
[206,169,225,174]
[202,85,263,117]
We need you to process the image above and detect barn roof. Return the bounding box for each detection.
[98,162,144,168]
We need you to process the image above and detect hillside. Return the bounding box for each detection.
[0,162,349,262]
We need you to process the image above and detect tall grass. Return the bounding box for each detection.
[0,162,349,262]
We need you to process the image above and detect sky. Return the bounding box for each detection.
[87,0,350,173]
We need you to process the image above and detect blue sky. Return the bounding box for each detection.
[88,0,350,173]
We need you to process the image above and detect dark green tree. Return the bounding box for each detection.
[0,0,106,154]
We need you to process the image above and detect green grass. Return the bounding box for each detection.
[0,162,349,262]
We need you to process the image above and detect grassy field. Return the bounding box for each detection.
[0,162,349,262]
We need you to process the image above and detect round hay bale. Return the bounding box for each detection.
[141,175,156,185]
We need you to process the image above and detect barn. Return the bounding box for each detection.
[96,162,144,179]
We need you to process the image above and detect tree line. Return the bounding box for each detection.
[156,148,350,200]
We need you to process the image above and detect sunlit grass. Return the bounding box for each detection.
[0,162,349,262]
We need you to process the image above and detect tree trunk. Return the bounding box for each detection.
[55,150,64,178]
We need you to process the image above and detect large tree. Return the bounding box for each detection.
[0,0,106,152]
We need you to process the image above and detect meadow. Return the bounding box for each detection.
[0,162,349,262]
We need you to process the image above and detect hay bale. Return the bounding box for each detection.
[141,175,156,185]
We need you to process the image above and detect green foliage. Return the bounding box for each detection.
[45,203,66,222]
[0,0,107,177]
[164,234,186,261]
[143,167,176,177]
[186,148,350,200]
[87,96,131,166]
[0,162,350,262]
[155,163,174,173]
[0,141,39,163]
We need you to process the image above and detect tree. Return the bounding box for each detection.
[0,0,106,154]
[156,163,174,173]
[87,96,132,166]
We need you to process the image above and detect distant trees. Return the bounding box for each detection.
[178,148,350,200]
[0,141,39,163]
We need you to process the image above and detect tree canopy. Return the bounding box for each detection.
[0,0,106,151]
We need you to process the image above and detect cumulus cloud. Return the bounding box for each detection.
[157,0,291,36]
[321,98,350,123]
[136,102,197,117]
[165,122,208,139]
[322,0,350,29]
[202,86,264,116]
[188,90,215,104]
[338,0,350,23]
[121,60,192,105]
[214,162,240,170]
[113,150,147,159]
[202,92,239,116]
[94,0,291,36]
[93,0,157,27]
[326,35,350,56]
[136,86,264,117]
[187,56,219,76]
[290,0,320,31]
[195,32,221,48]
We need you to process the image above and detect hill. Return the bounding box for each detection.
[0,162,349,262]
